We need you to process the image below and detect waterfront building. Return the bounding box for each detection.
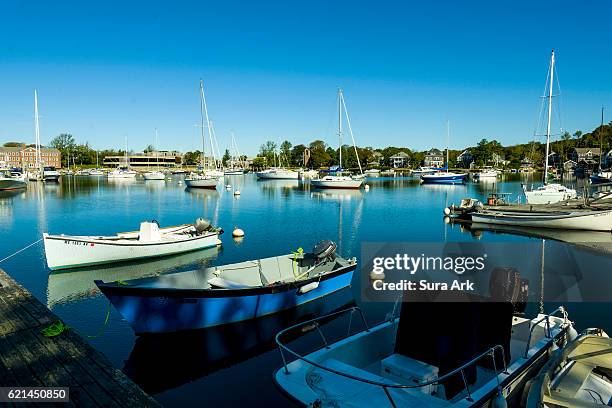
[423,148,444,168]
[456,149,474,168]
[389,151,410,168]
[103,150,183,168]
[570,147,601,166]
[0,145,61,169]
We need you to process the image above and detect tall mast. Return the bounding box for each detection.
[125,136,129,168]
[199,80,217,169]
[600,106,605,168]
[340,90,364,174]
[338,89,343,171]
[446,120,450,171]
[34,89,42,170]
[155,128,159,171]
[544,50,554,184]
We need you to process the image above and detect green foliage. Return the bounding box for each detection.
[309,140,331,168]
[3,142,23,147]
[222,149,231,166]
[259,141,277,166]
[183,151,202,165]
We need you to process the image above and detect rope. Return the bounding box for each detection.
[0,238,42,264]
[41,301,112,339]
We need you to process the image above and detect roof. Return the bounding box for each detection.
[0,146,59,153]
[389,151,410,159]
[572,147,602,154]
[426,148,443,155]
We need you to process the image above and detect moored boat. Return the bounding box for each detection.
[310,175,363,189]
[421,171,467,184]
[470,208,612,231]
[143,171,165,180]
[43,218,222,270]
[95,240,356,333]
[591,170,612,184]
[525,329,612,407]
[185,173,218,188]
[42,166,61,182]
[412,166,437,176]
[256,168,299,180]
[0,170,27,191]
[274,294,576,407]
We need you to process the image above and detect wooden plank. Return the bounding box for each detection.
[0,269,159,407]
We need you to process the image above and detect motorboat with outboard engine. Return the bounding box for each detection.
[95,240,356,333]
[43,218,222,270]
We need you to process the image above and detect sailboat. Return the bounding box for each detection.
[108,136,137,179]
[143,129,165,180]
[523,50,577,204]
[255,144,299,180]
[89,151,104,176]
[224,132,246,175]
[421,122,467,184]
[185,80,218,189]
[310,89,363,189]
[590,107,611,184]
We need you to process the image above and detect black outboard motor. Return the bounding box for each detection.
[194,218,212,235]
[312,240,337,260]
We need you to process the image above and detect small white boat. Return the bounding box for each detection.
[299,169,319,179]
[223,169,245,176]
[411,166,437,176]
[0,170,27,191]
[275,299,575,407]
[185,173,218,189]
[256,168,299,180]
[473,167,499,181]
[364,169,381,177]
[471,208,612,231]
[523,183,577,205]
[107,167,137,179]
[143,171,165,180]
[310,175,363,189]
[204,169,224,178]
[42,166,61,182]
[89,169,105,176]
[525,329,612,407]
[43,218,222,270]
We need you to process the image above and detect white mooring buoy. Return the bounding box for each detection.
[232,227,245,238]
[364,184,370,191]
[234,190,241,196]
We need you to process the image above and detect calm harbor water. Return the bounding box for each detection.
[0,173,610,406]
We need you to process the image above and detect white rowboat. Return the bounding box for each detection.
[43,220,222,270]
[471,209,612,231]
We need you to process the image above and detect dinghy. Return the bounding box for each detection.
[274,290,577,408]
[95,240,356,333]
[470,208,612,231]
[184,173,218,189]
[525,329,612,407]
[43,218,222,270]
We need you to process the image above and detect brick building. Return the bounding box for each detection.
[0,145,62,169]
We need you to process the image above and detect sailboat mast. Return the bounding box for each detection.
[34,90,42,170]
[338,89,343,171]
[600,106,605,168]
[544,50,555,184]
[125,136,129,169]
[446,120,450,170]
[155,128,159,171]
[199,80,208,168]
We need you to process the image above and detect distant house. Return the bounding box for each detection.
[520,157,534,169]
[389,151,410,168]
[456,150,473,168]
[547,151,560,167]
[424,148,444,168]
[563,160,577,171]
[605,149,612,168]
[370,151,384,166]
[489,152,507,167]
[570,147,601,165]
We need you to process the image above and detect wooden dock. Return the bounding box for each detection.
[0,269,159,407]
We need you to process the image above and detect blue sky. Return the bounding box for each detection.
[1,1,611,155]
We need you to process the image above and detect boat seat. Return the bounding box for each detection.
[214,261,263,287]
[207,277,254,289]
[259,256,297,284]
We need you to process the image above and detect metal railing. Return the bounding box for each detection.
[275,306,509,407]
[523,306,569,358]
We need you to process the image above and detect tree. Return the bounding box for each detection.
[291,144,307,167]
[183,151,202,165]
[143,144,155,153]
[3,142,23,147]
[259,141,277,166]
[222,149,231,166]
[309,140,331,168]
[49,133,76,167]
[280,140,292,166]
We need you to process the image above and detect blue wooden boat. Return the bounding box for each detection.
[95,240,356,334]
[421,171,467,184]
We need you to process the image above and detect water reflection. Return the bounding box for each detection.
[47,247,220,308]
[123,286,354,394]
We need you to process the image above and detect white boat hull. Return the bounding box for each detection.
[0,178,27,190]
[256,171,299,180]
[185,178,218,189]
[43,228,221,270]
[524,184,577,205]
[471,209,612,231]
[107,171,137,179]
[310,178,363,189]
[143,172,165,180]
